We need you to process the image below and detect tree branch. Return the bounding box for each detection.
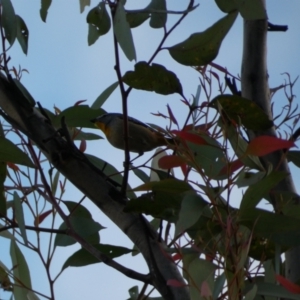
[0,73,190,300]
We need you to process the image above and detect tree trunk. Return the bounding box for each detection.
[241,0,300,285]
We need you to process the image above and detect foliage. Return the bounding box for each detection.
[0,1,299,300]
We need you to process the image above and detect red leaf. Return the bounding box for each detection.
[59,180,65,193]
[276,274,300,294]
[167,104,178,125]
[180,164,188,177]
[79,139,87,153]
[218,159,244,177]
[167,279,188,288]
[74,100,87,106]
[172,253,182,261]
[7,162,19,171]
[205,253,215,262]
[158,155,186,169]
[35,209,53,226]
[151,112,168,118]
[246,136,295,156]
[209,70,219,81]
[209,62,228,74]
[172,130,207,145]
[201,281,212,298]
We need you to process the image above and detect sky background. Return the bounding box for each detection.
[1,1,300,299]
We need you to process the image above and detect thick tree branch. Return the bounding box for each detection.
[0,74,189,300]
[241,2,300,284]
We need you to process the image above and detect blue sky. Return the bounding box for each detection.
[2,1,300,299]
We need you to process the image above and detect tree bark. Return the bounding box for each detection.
[241,1,300,285]
[0,74,190,300]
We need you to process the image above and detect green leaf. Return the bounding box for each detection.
[10,240,32,299]
[128,286,139,300]
[63,200,93,218]
[266,191,300,212]
[0,262,13,291]
[16,15,29,55]
[235,0,267,20]
[1,0,17,45]
[50,170,60,196]
[223,122,264,170]
[264,260,275,283]
[148,0,167,28]
[125,179,192,221]
[182,134,227,179]
[250,282,300,300]
[244,284,257,300]
[91,81,118,109]
[114,2,136,61]
[55,216,104,247]
[239,171,287,213]
[13,78,36,107]
[186,258,217,299]
[86,3,111,46]
[175,192,208,237]
[0,161,6,216]
[168,11,238,66]
[26,291,40,300]
[239,208,300,246]
[213,273,226,300]
[52,106,105,128]
[72,129,103,141]
[126,10,149,28]
[87,24,100,46]
[236,171,266,188]
[54,201,106,246]
[86,154,136,199]
[79,0,91,13]
[62,244,132,270]
[40,0,52,22]
[133,178,192,193]
[132,168,149,183]
[0,137,34,167]
[123,61,183,95]
[0,224,15,239]
[210,94,273,130]
[287,150,300,168]
[13,192,28,245]
[281,202,300,218]
[215,0,237,13]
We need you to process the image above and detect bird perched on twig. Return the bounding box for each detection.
[91,113,173,156]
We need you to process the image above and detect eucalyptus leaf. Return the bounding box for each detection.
[148,0,167,28]
[40,0,52,22]
[13,192,28,245]
[91,81,118,109]
[114,2,136,61]
[10,240,32,299]
[168,11,238,66]
[51,106,105,128]
[0,137,34,167]
[123,61,183,95]
[235,0,267,20]
[16,15,29,55]
[86,2,111,45]
[1,0,17,45]
[80,0,91,13]
[62,244,132,270]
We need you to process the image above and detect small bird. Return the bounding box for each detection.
[91,113,172,156]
